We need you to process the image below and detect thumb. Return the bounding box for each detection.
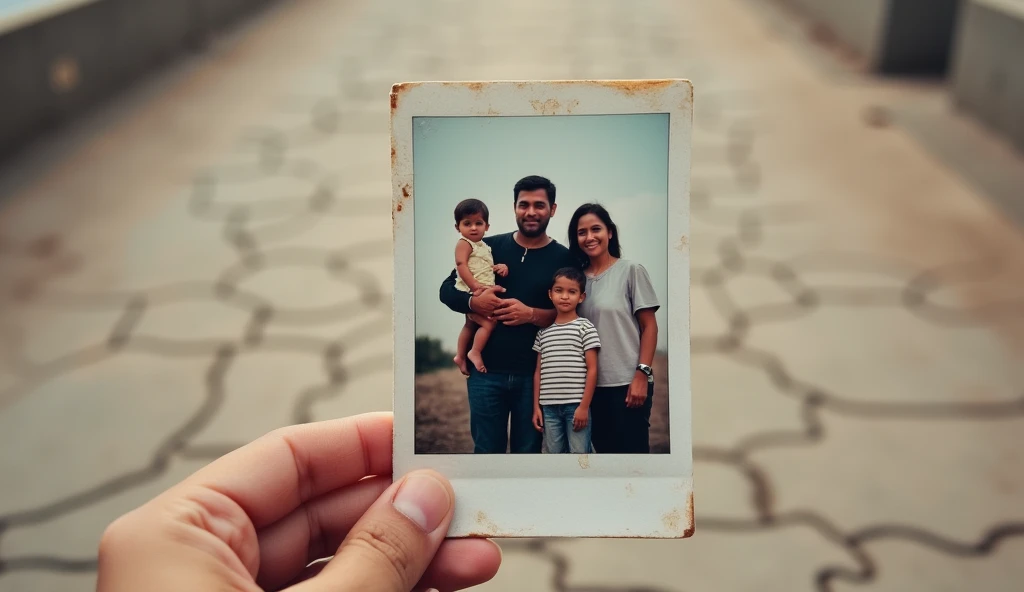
[296,470,455,592]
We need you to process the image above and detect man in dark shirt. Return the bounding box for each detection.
[439,175,578,453]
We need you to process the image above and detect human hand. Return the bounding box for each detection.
[626,373,649,408]
[572,406,589,431]
[469,286,505,316]
[491,298,534,326]
[532,406,544,432]
[96,413,501,592]
[492,264,508,277]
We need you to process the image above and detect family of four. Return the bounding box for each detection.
[439,175,660,454]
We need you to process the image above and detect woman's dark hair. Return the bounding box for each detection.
[568,203,622,268]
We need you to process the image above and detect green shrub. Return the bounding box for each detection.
[415,335,455,374]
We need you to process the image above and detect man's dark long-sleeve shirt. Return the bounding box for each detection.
[439,232,577,375]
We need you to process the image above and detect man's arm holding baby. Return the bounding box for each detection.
[439,269,505,316]
[491,301,556,327]
[440,236,506,316]
[438,269,472,314]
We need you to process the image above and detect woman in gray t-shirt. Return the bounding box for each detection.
[569,204,660,453]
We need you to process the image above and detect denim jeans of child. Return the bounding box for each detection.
[542,402,592,454]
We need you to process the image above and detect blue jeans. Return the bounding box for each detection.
[466,368,542,454]
[542,403,592,454]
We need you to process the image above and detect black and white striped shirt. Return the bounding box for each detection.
[532,317,601,405]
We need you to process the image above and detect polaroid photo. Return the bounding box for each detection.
[390,79,693,538]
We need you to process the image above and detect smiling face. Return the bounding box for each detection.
[548,275,585,313]
[515,189,555,238]
[456,212,489,242]
[576,213,612,260]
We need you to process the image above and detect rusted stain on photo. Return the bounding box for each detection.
[391,81,423,99]
[577,454,590,469]
[660,490,696,537]
[401,184,410,199]
[684,491,695,537]
[676,235,689,251]
[529,98,582,115]
[512,79,682,96]
[591,79,677,95]
[467,511,500,537]
[661,508,681,532]
[530,98,561,115]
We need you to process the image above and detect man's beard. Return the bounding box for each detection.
[517,216,550,238]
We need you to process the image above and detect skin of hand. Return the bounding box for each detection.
[626,309,658,408]
[533,351,544,432]
[490,298,534,326]
[469,286,506,316]
[95,413,501,592]
[572,406,589,431]
[493,264,508,277]
[626,372,649,409]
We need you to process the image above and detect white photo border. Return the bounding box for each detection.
[391,80,693,538]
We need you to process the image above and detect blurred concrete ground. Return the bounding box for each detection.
[1,0,1024,590]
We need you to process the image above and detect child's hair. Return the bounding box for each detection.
[551,266,587,293]
[454,198,489,224]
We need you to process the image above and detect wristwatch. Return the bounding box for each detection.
[637,363,654,383]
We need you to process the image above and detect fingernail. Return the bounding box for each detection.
[393,473,452,533]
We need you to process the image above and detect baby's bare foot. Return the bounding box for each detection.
[453,354,469,376]
[467,350,486,373]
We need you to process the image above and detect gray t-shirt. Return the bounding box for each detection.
[577,259,660,387]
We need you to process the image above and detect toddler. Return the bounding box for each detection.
[452,198,508,375]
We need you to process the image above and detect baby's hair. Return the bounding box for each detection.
[551,266,587,293]
[454,198,490,224]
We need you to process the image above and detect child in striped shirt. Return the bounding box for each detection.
[531,267,601,453]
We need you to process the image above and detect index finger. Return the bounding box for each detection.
[174,412,393,528]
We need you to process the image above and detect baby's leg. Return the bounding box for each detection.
[466,314,495,373]
[453,316,478,376]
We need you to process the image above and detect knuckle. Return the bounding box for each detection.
[98,513,136,558]
[347,521,419,579]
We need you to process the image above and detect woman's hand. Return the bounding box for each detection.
[625,372,649,408]
[96,413,501,592]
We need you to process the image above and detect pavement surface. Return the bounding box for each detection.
[1,0,1024,590]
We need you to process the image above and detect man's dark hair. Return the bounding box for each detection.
[568,203,622,268]
[454,198,489,224]
[551,266,587,293]
[513,175,556,206]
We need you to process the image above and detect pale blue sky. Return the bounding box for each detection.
[413,114,669,353]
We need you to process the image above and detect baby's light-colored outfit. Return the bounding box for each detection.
[454,236,495,292]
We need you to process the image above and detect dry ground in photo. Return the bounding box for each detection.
[415,352,671,453]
